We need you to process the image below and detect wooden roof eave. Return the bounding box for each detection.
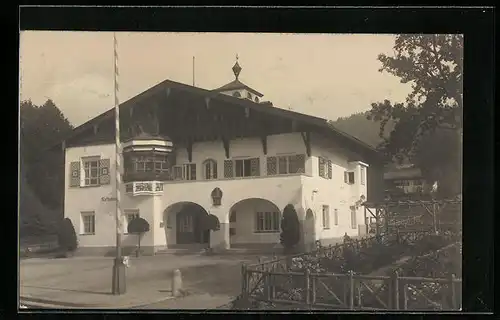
[47,79,381,161]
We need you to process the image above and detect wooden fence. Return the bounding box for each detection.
[241,267,462,311]
[239,232,462,311]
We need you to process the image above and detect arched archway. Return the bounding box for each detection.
[228,198,281,248]
[163,202,210,247]
[304,209,316,252]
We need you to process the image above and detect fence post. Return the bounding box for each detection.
[450,273,457,310]
[392,270,400,310]
[264,271,271,301]
[311,271,316,305]
[305,268,311,305]
[241,263,247,296]
[349,270,354,310]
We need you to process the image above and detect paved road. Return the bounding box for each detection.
[20,253,260,309]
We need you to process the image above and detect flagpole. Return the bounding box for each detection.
[112,32,126,295]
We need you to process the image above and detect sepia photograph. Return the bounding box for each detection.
[19,29,465,311]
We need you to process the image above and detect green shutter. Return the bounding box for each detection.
[318,157,325,178]
[327,160,332,179]
[250,158,260,176]
[267,156,277,175]
[224,160,233,178]
[99,159,111,185]
[69,161,80,187]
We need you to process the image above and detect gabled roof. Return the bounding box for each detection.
[212,79,264,97]
[48,78,381,161]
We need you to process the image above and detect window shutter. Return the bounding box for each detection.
[99,159,111,185]
[267,156,277,175]
[69,161,80,187]
[212,161,218,179]
[224,160,233,178]
[190,164,197,180]
[174,166,182,180]
[327,160,332,179]
[318,157,325,178]
[250,158,260,176]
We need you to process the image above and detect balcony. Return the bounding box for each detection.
[125,181,164,196]
[123,171,171,183]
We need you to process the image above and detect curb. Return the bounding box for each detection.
[20,295,176,309]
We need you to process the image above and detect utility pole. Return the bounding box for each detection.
[192,56,195,86]
[112,32,126,295]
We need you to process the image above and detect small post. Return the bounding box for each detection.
[392,270,400,310]
[305,269,311,305]
[349,270,354,310]
[171,269,183,297]
[450,274,457,310]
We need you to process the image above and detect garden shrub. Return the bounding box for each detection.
[280,204,300,254]
[56,218,78,256]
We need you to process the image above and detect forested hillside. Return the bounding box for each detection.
[330,111,395,148]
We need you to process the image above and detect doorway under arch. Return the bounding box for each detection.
[163,202,210,247]
[228,198,282,248]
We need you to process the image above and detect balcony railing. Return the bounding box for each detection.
[123,171,172,183]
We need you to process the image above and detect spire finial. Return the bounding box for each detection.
[232,54,242,80]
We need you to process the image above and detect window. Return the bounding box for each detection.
[234,158,260,177]
[254,97,259,103]
[83,157,100,186]
[232,91,241,98]
[361,167,366,185]
[344,171,355,184]
[255,212,280,233]
[334,209,339,226]
[318,157,332,179]
[267,155,305,175]
[247,92,252,100]
[203,159,218,180]
[351,207,357,229]
[172,164,196,181]
[124,210,140,233]
[322,205,330,229]
[154,154,169,173]
[81,212,95,235]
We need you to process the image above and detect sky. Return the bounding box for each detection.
[19,32,412,127]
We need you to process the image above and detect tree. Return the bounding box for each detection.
[127,217,150,257]
[280,205,301,254]
[20,99,73,237]
[57,218,78,257]
[367,35,463,197]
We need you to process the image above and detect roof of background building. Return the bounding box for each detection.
[212,79,264,97]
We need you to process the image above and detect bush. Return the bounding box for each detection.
[57,218,77,253]
[280,204,300,253]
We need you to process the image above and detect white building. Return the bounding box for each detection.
[55,59,385,255]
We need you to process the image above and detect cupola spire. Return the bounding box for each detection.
[232,54,242,80]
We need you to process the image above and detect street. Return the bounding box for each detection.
[20,253,262,309]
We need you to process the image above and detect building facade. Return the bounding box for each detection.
[59,60,384,255]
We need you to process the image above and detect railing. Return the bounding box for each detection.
[241,268,462,310]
